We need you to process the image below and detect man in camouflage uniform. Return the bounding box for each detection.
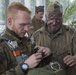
[28,6,45,37]
[0,2,54,75]
[33,1,76,75]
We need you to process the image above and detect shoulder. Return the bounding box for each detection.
[63,25,76,33]
[33,27,44,36]
[32,17,36,22]
[31,18,37,26]
[63,25,76,38]
[0,36,8,43]
[32,27,46,41]
[0,36,10,51]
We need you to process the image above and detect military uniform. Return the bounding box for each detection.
[0,27,33,75]
[33,25,76,75]
[28,16,45,37]
[32,16,45,32]
[33,1,76,75]
[28,6,45,37]
[0,27,60,75]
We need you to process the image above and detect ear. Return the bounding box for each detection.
[7,18,12,26]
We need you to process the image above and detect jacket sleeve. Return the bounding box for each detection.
[72,30,76,55]
[0,47,25,75]
[73,33,76,70]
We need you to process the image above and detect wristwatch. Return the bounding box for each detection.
[21,63,29,71]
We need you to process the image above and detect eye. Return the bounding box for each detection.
[20,24,26,26]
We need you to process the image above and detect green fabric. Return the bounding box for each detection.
[0,27,66,75]
[28,16,45,37]
[27,68,55,75]
[33,25,76,75]
[0,27,32,75]
[32,16,45,32]
[26,66,66,75]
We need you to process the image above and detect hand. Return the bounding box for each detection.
[63,55,76,67]
[35,46,51,58]
[24,53,42,69]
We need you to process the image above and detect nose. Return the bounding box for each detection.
[24,25,29,32]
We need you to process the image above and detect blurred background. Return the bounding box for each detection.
[0,0,76,35]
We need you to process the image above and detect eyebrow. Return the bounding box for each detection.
[20,23,31,25]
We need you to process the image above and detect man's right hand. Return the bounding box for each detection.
[24,53,42,69]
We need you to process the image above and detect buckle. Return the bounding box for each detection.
[50,62,61,71]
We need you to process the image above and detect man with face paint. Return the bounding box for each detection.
[33,1,76,75]
[28,6,45,37]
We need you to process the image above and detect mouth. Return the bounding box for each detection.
[21,32,26,35]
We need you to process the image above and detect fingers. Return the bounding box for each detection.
[34,46,51,58]
[69,61,76,67]
[34,46,44,53]
[35,53,42,59]
[32,53,42,64]
[36,46,45,53]
[24,53,42,69]
[64,55,72,63]
[63,55,76,67]
[43,48,50,54]
[43,48,51,57]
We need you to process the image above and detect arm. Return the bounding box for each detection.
[0,46,43,75]
[63,30,76,67]
[0,47,25,75]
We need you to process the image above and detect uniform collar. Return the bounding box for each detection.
[3,27,27,44]
[6,27,22,40]
[33,16,42,22]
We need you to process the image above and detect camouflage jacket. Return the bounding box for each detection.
[33,25,76,75]
[0,27,33,75]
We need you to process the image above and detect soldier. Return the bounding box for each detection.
[33,1,76,75]
[0,2,54,75]
[28,6,45,37]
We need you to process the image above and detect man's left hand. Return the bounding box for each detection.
[35,46,52,58]
[63,55,76,67]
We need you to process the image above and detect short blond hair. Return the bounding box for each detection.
[7,2,31,19]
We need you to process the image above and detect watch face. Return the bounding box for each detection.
[22,63,28,70]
